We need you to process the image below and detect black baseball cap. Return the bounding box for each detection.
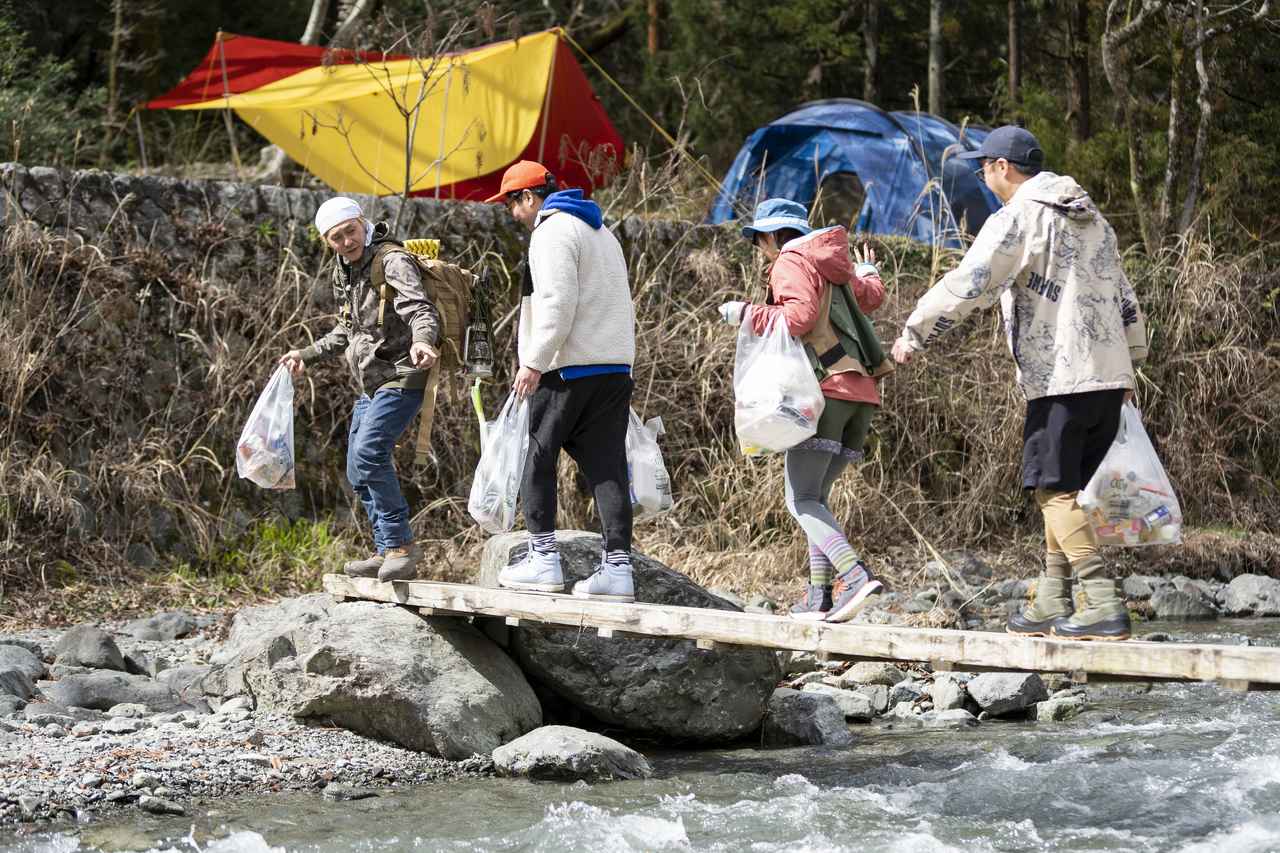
[955,125,1045,169]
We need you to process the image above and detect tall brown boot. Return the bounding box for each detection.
[1007,553,1072,637]
[1051,555,1131,641]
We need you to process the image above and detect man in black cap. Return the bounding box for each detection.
[890,125,1150,641]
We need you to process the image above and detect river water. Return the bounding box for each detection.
[6,620,1280,853]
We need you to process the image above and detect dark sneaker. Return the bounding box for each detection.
[343,553,383,578]
[825,562,884,623]
[1051,579,1132,641]
[789,584,833,621]
[1007,576,1073,637]
[378,543,422,582]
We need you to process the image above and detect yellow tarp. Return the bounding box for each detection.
[177,31,558,196]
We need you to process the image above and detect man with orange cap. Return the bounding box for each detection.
[486,161,638,602]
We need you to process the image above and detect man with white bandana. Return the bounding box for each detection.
[280,197,441,582]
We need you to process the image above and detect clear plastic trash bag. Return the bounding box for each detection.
[733,316,825,455]
[627,408,674,521]
[1078,402,1183,547]
[468,392,531,534]
[236,366,296,490]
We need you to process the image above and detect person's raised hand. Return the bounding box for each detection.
[279,350,306,378]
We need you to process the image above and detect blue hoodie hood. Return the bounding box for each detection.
[540,189,603,229]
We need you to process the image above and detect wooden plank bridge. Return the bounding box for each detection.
[324,574,1280,692]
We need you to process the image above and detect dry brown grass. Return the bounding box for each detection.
[1,173,1277,626]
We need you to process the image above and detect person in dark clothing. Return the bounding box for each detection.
[487,161,638,602]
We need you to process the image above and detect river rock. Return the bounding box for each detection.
[1150,587,1218,620]
[762,688,855,747]
[106,702,148,718]
[929,674,968,711]
[1032,695,1087,722]
[920,708,979,728]
[0,638,44,658]
[1122,575,1161,600]
[40,671,186,713]
[210,595,541,758]
[53,624,127,672]
[0,695,24,716]
[492,725,653,782]
[0,645,45,681]
[966,673,1048,716]
[157,664,217,705]
[123,610,197,641]
[1223,575,1280,617]
[890,681,925,706]
[800,683,877,721]
[479,531,781,743]
[838,662,905,687]
[0,668,34,701]
[138,796,185,816]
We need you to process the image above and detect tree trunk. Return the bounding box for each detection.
[1008,0,1021,106]
[648,0,659,56]
[929,0,945,115]
[1101,0,1167,255]
[301,0,331,45]
[1066,0,1091,141]
[863,0,881,104]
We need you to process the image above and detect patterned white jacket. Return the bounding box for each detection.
[900,171,1148,400]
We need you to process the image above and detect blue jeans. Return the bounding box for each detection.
[346,387,424,553]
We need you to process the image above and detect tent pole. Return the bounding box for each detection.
[537,34,559,163]
[134,110,148,171]
[216,32,243,174]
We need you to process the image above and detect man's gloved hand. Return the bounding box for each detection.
[718,301,749,326]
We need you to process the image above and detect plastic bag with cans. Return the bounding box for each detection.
[1078,403,1182,547]
[236,366,296,490]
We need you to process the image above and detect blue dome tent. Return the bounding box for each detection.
[707,99,999,247]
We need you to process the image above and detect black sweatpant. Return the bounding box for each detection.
[521,372,633,553]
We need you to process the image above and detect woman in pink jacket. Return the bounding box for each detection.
[720,198,892,621]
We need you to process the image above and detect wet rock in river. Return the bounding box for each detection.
[762,688,855,747]
[800,684,877,721]
[965,673,1048,717]
[492,725,653,782]
[1150,587,1218,620]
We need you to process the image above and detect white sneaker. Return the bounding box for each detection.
[572,565,635,603]
[498,550,565,593]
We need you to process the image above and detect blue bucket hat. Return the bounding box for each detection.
[741,198,812,241]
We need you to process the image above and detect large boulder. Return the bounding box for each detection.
[40,671,186,712]
[0,668,35,701]
[1223,575,1280,617]
[761,688,854,747]
[479,531,782,743]
[54,625,126,672]
[210,595,541,759]
[492,725,652,782]
[0,645,45,681]
[966,673,1048,716]
[1150,587,1218,620]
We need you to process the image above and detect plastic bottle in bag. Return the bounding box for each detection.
[236,367,296,490]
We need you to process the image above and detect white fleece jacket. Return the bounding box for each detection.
[900,171,1149,400]
[518,209,636,373]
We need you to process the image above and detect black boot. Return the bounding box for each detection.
[1051,578,1132,641]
